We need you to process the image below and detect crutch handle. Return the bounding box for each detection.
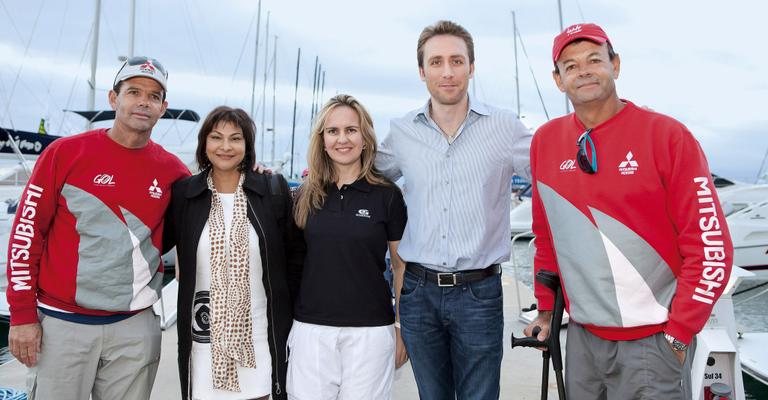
[510,326,548,349]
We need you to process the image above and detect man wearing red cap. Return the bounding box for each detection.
[523,23,732,398]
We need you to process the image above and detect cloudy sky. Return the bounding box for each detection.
[0,0,765,180]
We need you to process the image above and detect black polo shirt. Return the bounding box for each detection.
[294,178,407,327]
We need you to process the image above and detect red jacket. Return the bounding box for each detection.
[6,129,189,325]
[530,101,732,344]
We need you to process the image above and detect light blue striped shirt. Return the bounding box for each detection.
[377,97,532,272]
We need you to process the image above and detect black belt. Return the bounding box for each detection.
[406,262,501,287]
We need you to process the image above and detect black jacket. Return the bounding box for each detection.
[165,170,303,400]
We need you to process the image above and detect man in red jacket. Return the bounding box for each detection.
[6,56,189,400]
[524,23,732,399]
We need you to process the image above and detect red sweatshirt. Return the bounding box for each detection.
[6,129,189,325]
[531,101,732,344]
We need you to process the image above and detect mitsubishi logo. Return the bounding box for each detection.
[618,151,639,175]
[148,179,163,199]
[618,152,639,168]
[139,60,157,75]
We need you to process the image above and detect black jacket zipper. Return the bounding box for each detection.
[247,198,282,396]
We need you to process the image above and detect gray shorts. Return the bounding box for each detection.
[565,322,692,400]
[27,308,161,400]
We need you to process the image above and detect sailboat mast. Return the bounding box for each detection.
[310,56,319,122]
[290,47,301,178]
[512,11,520,118]
[260,12,270,160]
[86,0,102,129]
[557,0,570,114]
[320,70,325,104]
[270,35,277,164]
[128,0,135,58]
[250,0,262,123]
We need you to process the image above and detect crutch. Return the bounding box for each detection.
[510,270,566,400]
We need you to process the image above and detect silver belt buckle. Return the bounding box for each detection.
[437,272,457,287]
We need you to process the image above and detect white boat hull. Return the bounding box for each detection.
[152,278,178,330]
[0,293,9,322]
[734,244,768,276]
[728,200,768,278]
[738,332,768,386]
[509,198,533,236]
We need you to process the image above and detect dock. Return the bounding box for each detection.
[0,272,562,399]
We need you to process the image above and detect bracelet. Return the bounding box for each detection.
[664,332,689,351]
[394,321,401,329]
[664,333,675,344]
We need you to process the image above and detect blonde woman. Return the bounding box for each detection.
[287,95,408,400]
[166,106,303,400]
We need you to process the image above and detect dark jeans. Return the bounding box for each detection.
[399,266,503,400]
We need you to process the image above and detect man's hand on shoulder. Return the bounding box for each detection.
[9,322,42,367]
[253,162,272,174]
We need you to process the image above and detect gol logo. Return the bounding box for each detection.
[559,159,576,171]
[93,174,116,186]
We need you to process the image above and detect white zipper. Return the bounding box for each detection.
[187,356,192,399]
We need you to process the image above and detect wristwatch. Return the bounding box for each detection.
[664,333,688,351]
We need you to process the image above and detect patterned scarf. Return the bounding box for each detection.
[207,172,255,392]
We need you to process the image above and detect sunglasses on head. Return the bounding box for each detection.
[576,128,597,174]
[113,56,168,85]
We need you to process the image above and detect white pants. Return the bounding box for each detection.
[287,320,395,400]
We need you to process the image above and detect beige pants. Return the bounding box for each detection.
[27,308,161,400]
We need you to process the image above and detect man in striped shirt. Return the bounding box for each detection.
[376,20,532,400]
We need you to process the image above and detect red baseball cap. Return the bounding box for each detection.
[552,23,611,63]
